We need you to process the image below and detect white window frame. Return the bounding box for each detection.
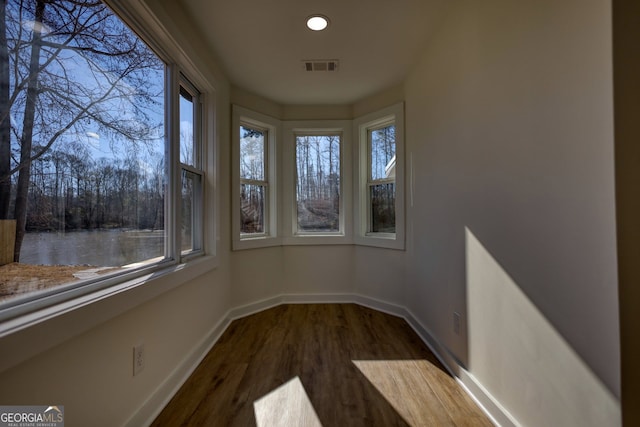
[354,103,405,250]
[176,75,205,259]
[283,120,352,245]
[232,106,281,250]
[0,0,218,327]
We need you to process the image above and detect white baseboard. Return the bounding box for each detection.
[457,369,519,427]
[402,307,462,377]
[227,294,284,320]
[282,293,355,304]
[351,293,409,318]
[123,313,232,427]
[129,293,515,427]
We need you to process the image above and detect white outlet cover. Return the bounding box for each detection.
[133,344,145,376]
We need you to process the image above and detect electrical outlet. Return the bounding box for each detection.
[133,343,145,376]
[453,312,461,335]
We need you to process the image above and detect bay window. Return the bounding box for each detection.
[232,105,405,250]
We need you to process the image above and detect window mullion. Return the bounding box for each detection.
[178,75,204,256]
[240,178,268,187]
[181,163,202,176]
[368,178,395,185]
[167,64,181,261]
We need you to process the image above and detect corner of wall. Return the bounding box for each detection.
[352,84,405,118]
[230,86,284,119]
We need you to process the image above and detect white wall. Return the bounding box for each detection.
[231,247,285,306]
[353,246,406,305]
[404,0,620,424]
[0,270,230,427]
[466,229,619,426]
[282,246,355,295]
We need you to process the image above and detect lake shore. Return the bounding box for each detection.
[0,263,119,303]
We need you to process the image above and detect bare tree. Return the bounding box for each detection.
[0,0,163,261]
[0,0,10,219]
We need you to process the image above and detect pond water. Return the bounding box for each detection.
[21,229,164,266]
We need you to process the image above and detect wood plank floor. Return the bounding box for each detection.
[151,304,493,427]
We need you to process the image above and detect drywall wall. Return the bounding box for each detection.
[0,270,230,427]
[282,245,355,295]
[467,229,619,426]
[353,246,406,306]
[352,84,405,119]
[403,0,620,424]
[231,86,284,120]
[230,246,285,306]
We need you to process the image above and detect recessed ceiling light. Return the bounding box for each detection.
[306,15,329,31]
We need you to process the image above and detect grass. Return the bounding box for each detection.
[0,263,116,303]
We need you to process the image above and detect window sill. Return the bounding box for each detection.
[0,255,217,375]
[233,236,282,251]
[232,235,404,250]
[354,235,405,250]
[282,234,352,246]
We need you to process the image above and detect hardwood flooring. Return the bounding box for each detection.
[151,304,493,427]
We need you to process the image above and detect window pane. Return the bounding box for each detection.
[180,87,195,166]
[370,125,396,180]
[240,126,265,181]
[0,0,165,305]
[240,184,265,234]
[370,183,396,233]
[295,135,340,232]
[181,169,202,252]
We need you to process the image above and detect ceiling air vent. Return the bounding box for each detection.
[302,60,339,72]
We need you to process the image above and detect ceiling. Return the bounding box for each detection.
[181,0,449,105]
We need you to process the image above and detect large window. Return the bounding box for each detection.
[354,103,405,249]
[295,134,341,233]
[240,125,268,235]
[232,106,279,250]
[283,120,351,244]
[0,0,209,320]
[368,124,396,233]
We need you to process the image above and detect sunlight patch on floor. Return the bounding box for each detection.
[253,376,323,427]
[353,359,453,426]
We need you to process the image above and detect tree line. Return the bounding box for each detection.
[296,135,340,203]
[0,0,164,261]
[296,135,340,231]
[18,148,164,233]
[369,125,396,233]
[239,126,266,233]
